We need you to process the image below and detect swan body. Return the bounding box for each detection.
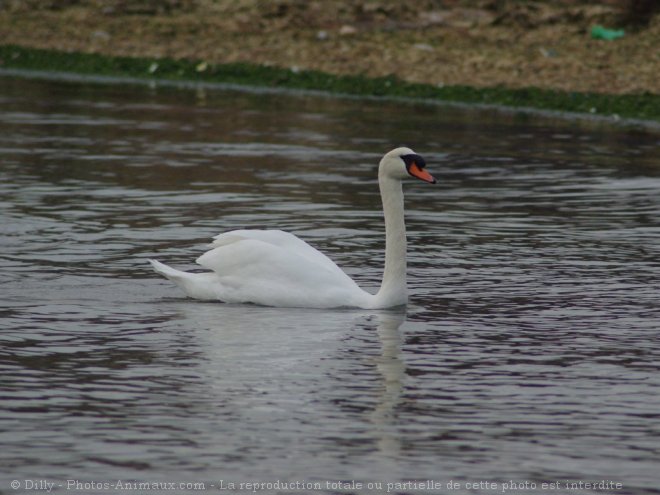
[150,147,435,309]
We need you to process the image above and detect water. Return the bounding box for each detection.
[1,75,659,495]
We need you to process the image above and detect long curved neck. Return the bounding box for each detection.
[374,174,407,307]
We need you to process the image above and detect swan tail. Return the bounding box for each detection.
[149,259,184,279]
[148,259,219,300]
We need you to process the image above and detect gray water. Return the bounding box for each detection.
[1,75,659,495]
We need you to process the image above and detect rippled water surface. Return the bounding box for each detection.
[1,76,659,494]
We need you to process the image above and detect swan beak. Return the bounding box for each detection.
[409,163,436,184]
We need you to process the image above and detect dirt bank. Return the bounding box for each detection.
[0,0,658,95]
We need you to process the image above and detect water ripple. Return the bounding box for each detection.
[1,75,659,493]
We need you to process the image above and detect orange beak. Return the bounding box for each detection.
[409,162,436,184]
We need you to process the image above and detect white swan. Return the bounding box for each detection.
[149,147,435,309]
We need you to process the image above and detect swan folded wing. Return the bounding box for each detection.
[210,229,342,276]
[195,239,366,307]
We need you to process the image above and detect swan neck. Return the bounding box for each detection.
[375,174,407,306]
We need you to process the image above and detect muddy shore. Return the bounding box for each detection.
[1,1,658,96]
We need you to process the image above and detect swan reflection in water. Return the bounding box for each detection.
[174,303,407,459]
[370,311,406,458]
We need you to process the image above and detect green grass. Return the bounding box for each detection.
[1,44,658,121]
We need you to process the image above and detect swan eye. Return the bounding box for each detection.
[401,153,427,170]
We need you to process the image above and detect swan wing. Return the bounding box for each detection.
[196,235,369,308]
[209,229,344,276]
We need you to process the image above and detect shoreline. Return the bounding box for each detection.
[1,45,659,127]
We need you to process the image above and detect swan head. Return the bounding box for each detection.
[379,147,436,184]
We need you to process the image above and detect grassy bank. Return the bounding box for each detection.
[1,44,658,122]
